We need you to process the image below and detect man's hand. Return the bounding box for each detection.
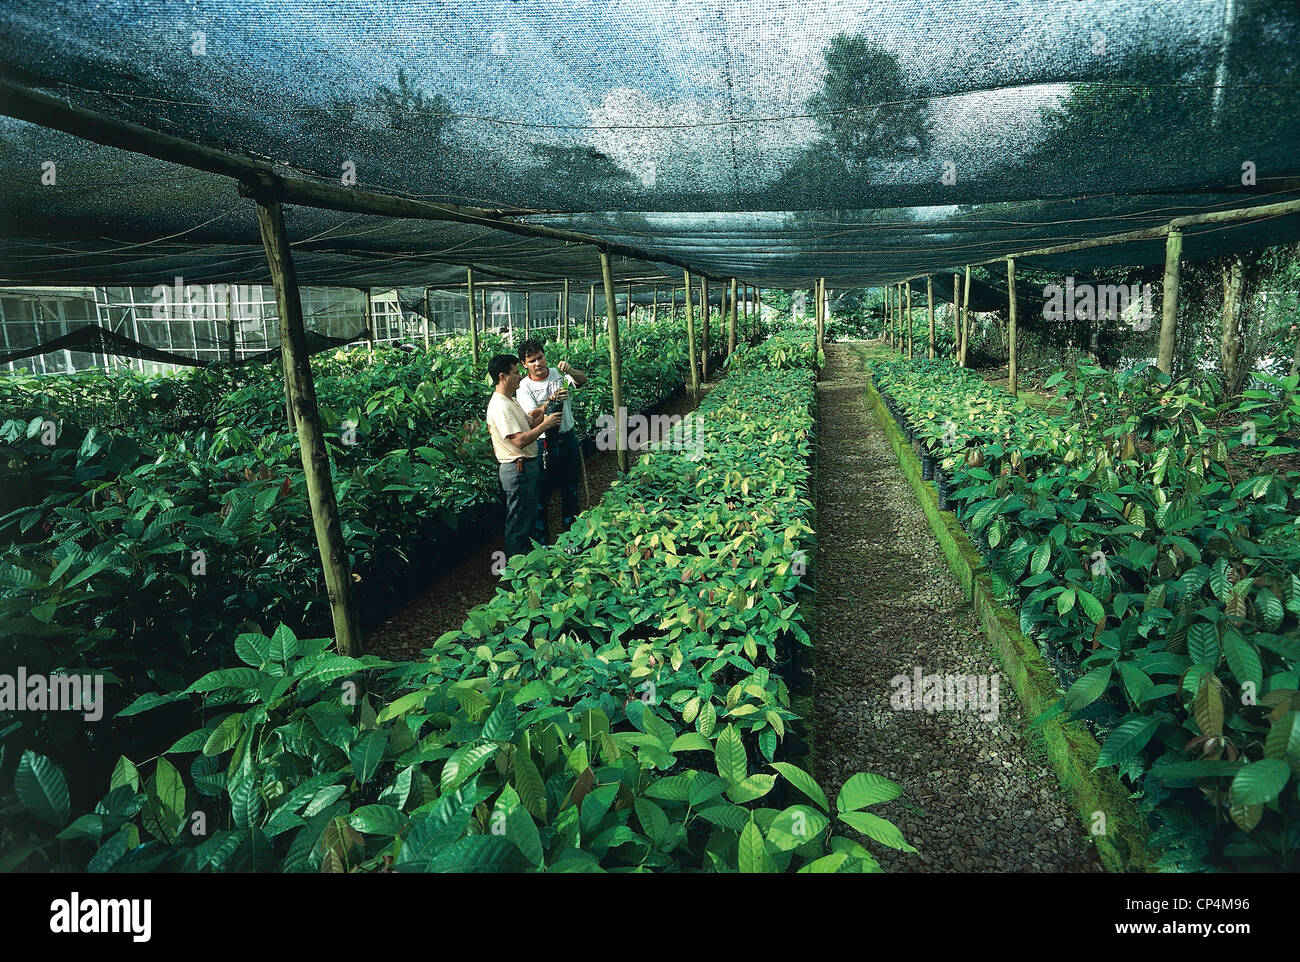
[548,388,569,408]
[558,360,572,374]
[542,411,563,431]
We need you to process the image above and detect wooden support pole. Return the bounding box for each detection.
[601,252,628,474]
[952,273,961,360]
[364,288,375,356]
[1157,228,1183,375]
[225,284,237,365]
[701,277,710,382]
[905,280,914,360]
[728,277,738,355]
[652,286,659,324]
[816,278,825,355]
[589,284,597,348]
[466,268,480,368]
[684,272,701,402]
[926,276,935,360]
[960,266,972,367]
[626,283,633,329]
[1006,258,1018,395]
[523,290,530,337]
[422,287,431,349]
[254,199,361,657]
[562,278,570,347]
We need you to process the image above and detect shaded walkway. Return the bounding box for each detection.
[812,341,1102,872]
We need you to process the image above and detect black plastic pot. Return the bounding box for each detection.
[921,453,934,480]
[936,471,953,510]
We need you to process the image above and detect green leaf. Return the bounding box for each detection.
[234,632,272,668]
[669,732,713,753]
[109,756,139,793]
[838,810,917,852]
[1056,587,1077,616]
[835,772,903,812]
[203,714,244,756]
[1263,712,1300,770]
[15,751,70,827]
[766,805,831,851]
[1229,759,1291,807]
[726,773,777,804]
[714,725,747,785]
[184,667,266,694]
[1063,665,1112,713]
[634,797,669,847]
[513,752,547,820]
[481,698,518,742]
[349,730,387,784]
[1222,629,1263,693]
[770,762,829,811]
[737,818,774,873]
[440,741,496,792]
[348,804,408,836]
[1188,622,1220,666]
[1077,590,1104,625]
[1030,540,1051,575]
[1095,716,1159,769]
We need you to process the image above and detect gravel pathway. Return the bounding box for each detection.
[812,341,1102,873]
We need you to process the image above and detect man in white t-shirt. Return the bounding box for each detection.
[486,353,561,561]
[515,338,587,543]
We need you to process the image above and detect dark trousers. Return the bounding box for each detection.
[499,456,541,559]
[535,429,581,542]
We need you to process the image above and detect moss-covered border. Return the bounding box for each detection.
[862,367,1159,873]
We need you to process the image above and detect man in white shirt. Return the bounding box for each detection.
[515,338,588,543]
[486,353,561,561]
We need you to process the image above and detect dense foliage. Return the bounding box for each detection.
[3,332,914,873]
[0,320,723,801]
[872,355,1300,870]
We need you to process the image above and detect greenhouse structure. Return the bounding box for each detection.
[0,0,1298,903]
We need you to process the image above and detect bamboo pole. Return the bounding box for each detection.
[701,277,710,382]
[728,277,738,355]
[952,273,961,360]
[816,278,825,354]
[254,198,361,657]
[960,266,972,367]
[601,252,627,474]
[926,276,935,360]
[225,284,237,365]
[422,287,431,349]
[562,278,570,347]
[523,290,530,338]
[684,272,701,403]
[467,268,480,368]
[905,281,913,360]
[364,288,375,356]
[652,287,658,324]
[1006,258,1018,395]
[589,284,597,348]
[1157,229,1183,374]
